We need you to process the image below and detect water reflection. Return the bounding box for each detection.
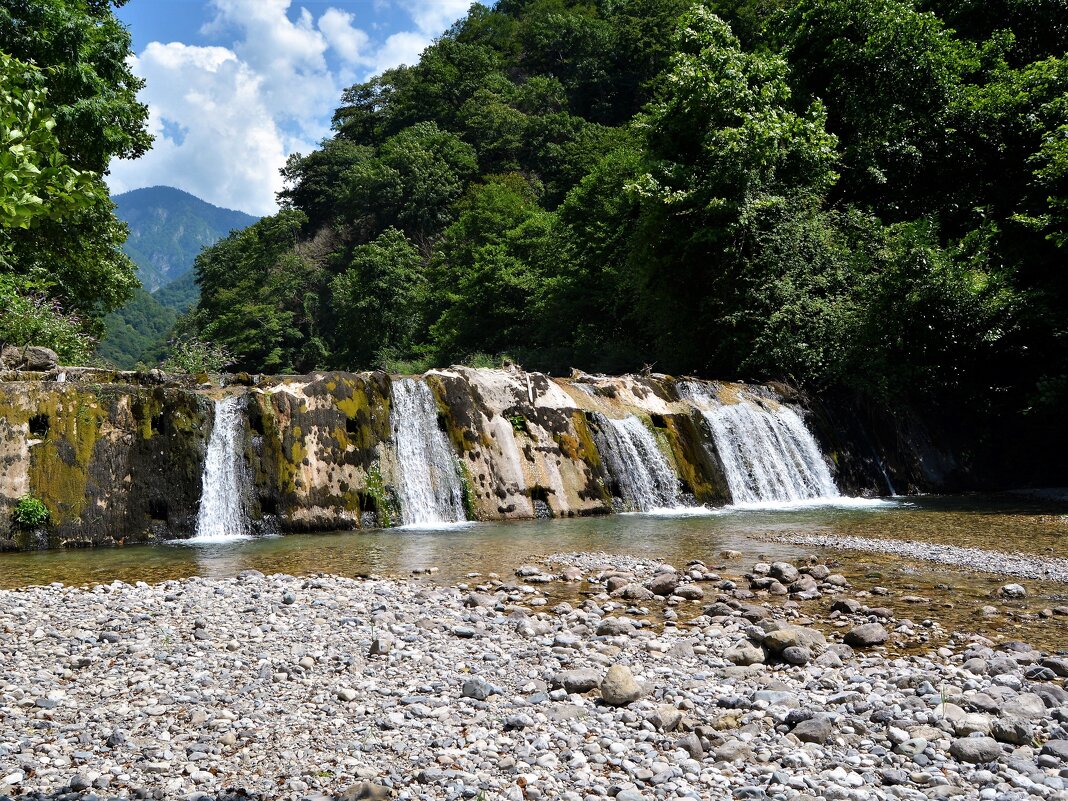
[0,494,1063,590]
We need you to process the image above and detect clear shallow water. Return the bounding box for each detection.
[1,494,1065,646]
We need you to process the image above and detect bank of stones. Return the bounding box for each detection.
[771,533,1068,584]
[0,555,1065,801]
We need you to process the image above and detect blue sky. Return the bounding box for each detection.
[107,0,474,215]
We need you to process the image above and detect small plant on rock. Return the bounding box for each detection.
[12,495,49,528]
[162,336,233,374]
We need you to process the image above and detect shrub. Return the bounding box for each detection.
[12,495,49,528]
[0,279,95,365]
[463,352,517,369]
[162,336,234,374]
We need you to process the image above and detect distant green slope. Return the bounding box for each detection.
[153,270,199,313]
[114,186,259,291]
[98,187,258,368]
[98,288,178,369]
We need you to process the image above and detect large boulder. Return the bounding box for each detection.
[0,343,22,369]
[844,623,889,647]
[21,345,58,371]
[646,570,679,596]
[596,617,636,637]
[1041,740,1068,762]
[1001,692,1047,720]
[726,641,766,666]
[600,665,642,706]
[991,717,1033,745]
[769,562,799,583]
[949,737,1002,764]
[792,716,833,744]
[761,623,827,655]
[551,669,602,694]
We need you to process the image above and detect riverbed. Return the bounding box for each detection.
[1,550,1067,800]
[1,494,1065,649]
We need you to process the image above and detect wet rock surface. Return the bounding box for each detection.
[0,554,1066,800]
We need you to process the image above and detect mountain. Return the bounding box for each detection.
[152,270,199,313]
[98,187,258,368]
[114,186,259,291]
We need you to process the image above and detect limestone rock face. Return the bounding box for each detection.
[244,371,393,531]
[0,373,212,549]
[1,366,914,551]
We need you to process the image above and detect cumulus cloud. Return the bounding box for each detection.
[397,0,473,36]
[107,41,298,216]
[373,0,473,69]
[107,0,474,214]
[372,30,432,72]
[319,9,372,65]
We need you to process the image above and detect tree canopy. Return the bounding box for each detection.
[180,0,1068,471]
[0,0,150,360]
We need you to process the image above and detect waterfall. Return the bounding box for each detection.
[683,384,839,504]
[193,395,250,541]
[591,414,682,512]
[390,378,467,526]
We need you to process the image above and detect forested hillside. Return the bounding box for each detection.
[97,187,258,368]
[185,0,1067,462]
[95,287,177,369]
[115,187,259,291]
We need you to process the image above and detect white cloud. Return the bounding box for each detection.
[319,9,372,65]
[396,0,473,35]
[204,0,340,135]
[107,41,300,216]
[108,1,363,214]
[372,30,432,72]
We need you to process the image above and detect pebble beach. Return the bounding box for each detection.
[1,550,1067,801]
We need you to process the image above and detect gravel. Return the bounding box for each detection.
[772,533,1068,582]
[0,555,1066,801]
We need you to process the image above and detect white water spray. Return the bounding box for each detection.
[683,385,839,504]
[391,378,467,526]
[592,414,682,512]
[193,396,250,541]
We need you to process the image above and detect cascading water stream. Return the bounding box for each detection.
[390,378,467,526]
[682,384,839,505]
[591,414,682,512]
[193,395,251,541]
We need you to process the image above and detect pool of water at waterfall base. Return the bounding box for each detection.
[1,494,1065,649]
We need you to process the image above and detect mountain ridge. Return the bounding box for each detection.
[114,186,259,291]
[97,186,259,368]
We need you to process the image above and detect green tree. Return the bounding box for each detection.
[627,6,838,373]
[279,139,373,230]
[0,53,99,229]
[0,0,151,173]
[428,174,554,361]
[345,122,478,249]
[541,143,648,370]
[190,211,317,373]
[783,0,975,220]
[329,228,426,368]
[0,0,150,360]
